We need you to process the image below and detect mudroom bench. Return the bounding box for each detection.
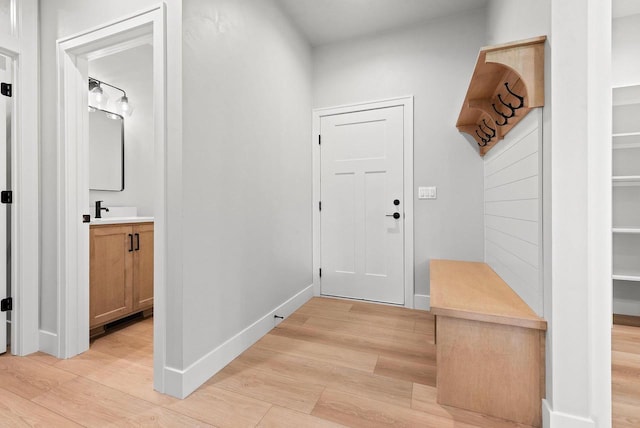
[430,259,547,427]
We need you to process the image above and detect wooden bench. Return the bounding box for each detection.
[430,259,547,427]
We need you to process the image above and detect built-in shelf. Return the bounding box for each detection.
[613,132,640,138]
[613,228,640,234]
[613,273,640,282]
[456,36,546,156]
[613,133,640,149]
[613,176,640,186]
[613,84,640,106]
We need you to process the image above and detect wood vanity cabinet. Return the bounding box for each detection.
[90,222,153,329]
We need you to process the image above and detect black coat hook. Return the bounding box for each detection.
[480,119,496,139]
[497,94,518,118]
[492,103,511,126]
[479,125,492,140]
[503,82,525,109]
[475,129,490,147]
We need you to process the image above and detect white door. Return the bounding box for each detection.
[320,106,404,304]
[0,59,8,354]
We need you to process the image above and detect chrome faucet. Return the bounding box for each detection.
[95,200,109,219]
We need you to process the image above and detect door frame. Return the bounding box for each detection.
[56,5,168,392]
[312,97,414,308]
[0,0,39,355]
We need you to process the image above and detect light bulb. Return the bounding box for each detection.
[89,85,109,109]
[115,95,134,117]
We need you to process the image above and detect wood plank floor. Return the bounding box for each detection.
[0,296,637,427]
[613,324,640,427]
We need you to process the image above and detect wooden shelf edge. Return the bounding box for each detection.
[457,36,546,156]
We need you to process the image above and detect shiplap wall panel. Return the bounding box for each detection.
[485,227,539,267]
[485,175,539,202]
[485,242,540,313]
[484,152,538,189]
[484,199,539,222]
[484,111,543,315]
[485,215,538,244]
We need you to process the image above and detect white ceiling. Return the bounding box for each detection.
[613,0,640,18]
[275,0,489,47]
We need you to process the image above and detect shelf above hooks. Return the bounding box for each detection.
[456,36,546,156]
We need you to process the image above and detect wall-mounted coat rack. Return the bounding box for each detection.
[457,36,546,156]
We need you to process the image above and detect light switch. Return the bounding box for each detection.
[418,186,437,199]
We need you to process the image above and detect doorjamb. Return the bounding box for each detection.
[0,0,40,355]
[56,5,168,392]
[312,96,415,308]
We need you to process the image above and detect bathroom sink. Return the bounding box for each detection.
[91,216,154,225]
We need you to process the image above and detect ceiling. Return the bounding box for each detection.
[613,0,640,18]
[275,0,489,47]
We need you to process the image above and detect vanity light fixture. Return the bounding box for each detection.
[88,77,134,117]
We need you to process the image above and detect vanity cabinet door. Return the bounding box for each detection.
[133,223,154,310]
[90,225,134,328]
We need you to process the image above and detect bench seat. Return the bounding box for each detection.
[430,259,546,427]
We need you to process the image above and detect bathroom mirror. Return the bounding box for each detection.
[89,108,124,191]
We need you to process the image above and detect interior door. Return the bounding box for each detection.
[0,57,8,354]
[320,106,404,304]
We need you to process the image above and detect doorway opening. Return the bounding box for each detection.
[86,36,155,357]
[57,6,167,393]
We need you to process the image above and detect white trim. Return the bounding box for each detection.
[542,400,595,428]
[38,330,59,357]
[413,294,430,311]
[56,5,169,394]
[163,284,314,398]
[312,96,415,308]
[0,0,40,356]
[85,34,153,62]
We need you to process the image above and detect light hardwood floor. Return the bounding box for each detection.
[0,297,637,427]
[613,324,640,427]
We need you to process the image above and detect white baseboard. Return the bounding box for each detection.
[542,400,595,428]
[39,330,59,357]
[163,284,314,399]
[414,294,430,311]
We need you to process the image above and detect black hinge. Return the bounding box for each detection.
[319,201,321,211]
[318,135,321,145]
[1,191,12,204]
[319,268,322,278]
[1,83,12,98]
[1,297,12,312]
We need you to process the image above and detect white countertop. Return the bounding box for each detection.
[91,216,154,225]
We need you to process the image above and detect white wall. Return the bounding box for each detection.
[173,0,312,387]
[313,9,487,300]
[486,0,551,45]
[484,112,543,315]
[39,0,167,336]
[89,44,155,216]
[613,13,640,86]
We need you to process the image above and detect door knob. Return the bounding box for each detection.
[386,212,401,219]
